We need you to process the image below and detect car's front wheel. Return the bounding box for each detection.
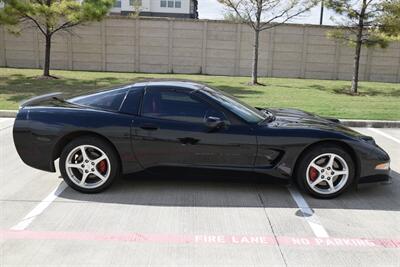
[60,136,119,193]
[296,145,355,198]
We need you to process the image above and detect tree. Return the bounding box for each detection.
[223,12,245,23]
[0,0,114,78]
[379,0,400,37]
[326,0,392,94]
[218,0,317,85]
[129,0,142,18]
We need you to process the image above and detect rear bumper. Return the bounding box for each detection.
[13,128,56,172]
[13,109,56,172]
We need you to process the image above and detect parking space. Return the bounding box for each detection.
[1,118,399,266]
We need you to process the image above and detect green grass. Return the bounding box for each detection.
[1,67,400,120]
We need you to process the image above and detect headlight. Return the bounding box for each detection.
[375,162,390,170]
[360,136,376,145]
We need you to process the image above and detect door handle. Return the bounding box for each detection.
[140,124,158,131]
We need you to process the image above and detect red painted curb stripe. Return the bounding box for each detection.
[1,230,399,249]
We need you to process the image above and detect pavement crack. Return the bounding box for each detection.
[256,190,288,267]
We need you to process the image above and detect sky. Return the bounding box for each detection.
[198,0,339,25]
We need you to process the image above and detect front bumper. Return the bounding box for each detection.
[351,136,391,184]
[358,171,391,184]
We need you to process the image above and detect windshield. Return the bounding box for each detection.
[201,87,265,123]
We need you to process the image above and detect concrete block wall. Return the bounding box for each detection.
[0,16,399,83]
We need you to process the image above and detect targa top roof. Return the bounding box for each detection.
[132,79,207,91]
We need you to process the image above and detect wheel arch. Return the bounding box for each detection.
[53,131,122,172]
[293,140,360,182]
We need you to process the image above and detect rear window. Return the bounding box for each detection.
[69,88,128,111]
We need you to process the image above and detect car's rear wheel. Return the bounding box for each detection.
[60,136,119,193]
[296,145,355,198]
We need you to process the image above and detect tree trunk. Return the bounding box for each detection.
[351,0,367,95]
[351,38,362,94]
[43,34,51,77]
[251,29,260,85]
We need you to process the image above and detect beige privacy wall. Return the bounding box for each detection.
[1,16,400,82]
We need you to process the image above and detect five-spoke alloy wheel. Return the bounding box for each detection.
[60,136,119,193]
[296,145,355,198]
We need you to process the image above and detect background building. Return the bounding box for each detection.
[111,0,198,18]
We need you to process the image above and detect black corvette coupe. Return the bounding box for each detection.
[13,80,390,198]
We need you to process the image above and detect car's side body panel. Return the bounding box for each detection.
[254,128,347,178]
[253,121,390,181]
[130,85,258,169]
[13,107,143,174]
[132,116,258,169]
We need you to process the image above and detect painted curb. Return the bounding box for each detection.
[0,110,399,128]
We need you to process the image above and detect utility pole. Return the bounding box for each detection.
[320,0,324,25]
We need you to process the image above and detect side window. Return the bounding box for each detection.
[142,90,226,123]
[119,88,144,115]
[70,89,127,111]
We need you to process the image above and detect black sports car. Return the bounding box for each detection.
[13,80,390,198]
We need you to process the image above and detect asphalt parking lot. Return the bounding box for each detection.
[1,117,399,266]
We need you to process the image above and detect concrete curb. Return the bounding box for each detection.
[0,110,18,118]
[339,119,400,128]
[0,110,399,128]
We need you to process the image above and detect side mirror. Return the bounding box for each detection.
[205,116,225,131]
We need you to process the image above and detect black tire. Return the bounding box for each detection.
[296,144,355,199]
[59,136,120,193]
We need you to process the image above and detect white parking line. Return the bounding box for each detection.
[288,187,329,238]
[11,182,67,231]
[368,128,400,145]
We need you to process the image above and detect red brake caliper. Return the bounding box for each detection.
[309,167,319,182]
[97,160,107,174]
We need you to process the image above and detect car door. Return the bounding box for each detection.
[131,85,257,169]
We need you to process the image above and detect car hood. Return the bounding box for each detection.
[265,108,363,138]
